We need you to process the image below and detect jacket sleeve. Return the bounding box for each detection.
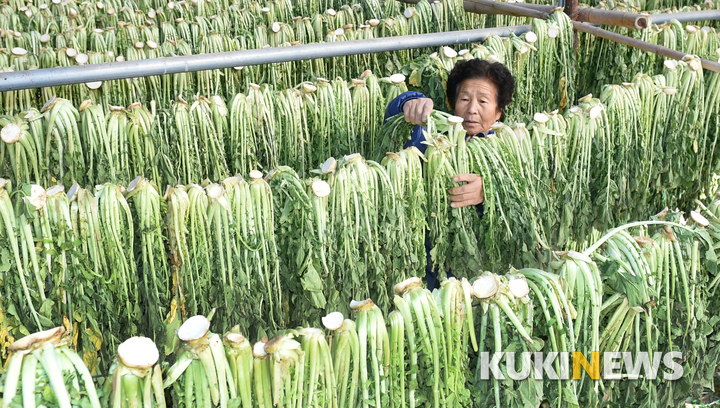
[475,203,485,219]
[384,91,430,154]
[383,91,427,121]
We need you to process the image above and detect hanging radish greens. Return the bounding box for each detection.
[1,2,720,408]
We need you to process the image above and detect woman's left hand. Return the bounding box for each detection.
[449,174,484,208]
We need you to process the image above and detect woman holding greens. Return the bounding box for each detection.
[384,58,516,289]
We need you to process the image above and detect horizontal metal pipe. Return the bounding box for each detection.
[515,3,720,26]
[518,4,720,26]
[464,0,550,19]
[464,1,515,16]
[577,7,647,29]
[647,10,720,25]
[0,25,531,92]
[503,2,561,12]
[464,0,719,29]
[466,0,647,29]
[573,21,720,73]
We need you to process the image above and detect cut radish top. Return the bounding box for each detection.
[533,112,549,124]
[321,157,337,174]
[508,277,530,298]
[10,326,65,352]
[691,210,709,227]
[46,185,65,196]
[26,184,47,210]
[177,315,211,342]
[443,46,458,58]
[86,80,102,90]
[322,311,344,330]
[472,273,499,299]
[118,337,159,369]
[448,115,464,125]
[350,298,374,311]
[393,277,422,295]
[390,73,405,84]
[1,123,21,144]
[311,180,331,198]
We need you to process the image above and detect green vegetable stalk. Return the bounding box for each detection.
[393,278,446,408]
[471,272,543,408]
[323,312,360,408]
[228,92,258,177]
[0,181,44,336]
[263,331,305,408]
[126,176,171,347]
[189,95,229,183]
[0,114,41,184]
[164,315,236,408]
[0,326,101,408]
[381,147,427,280]
[103,336,166,408]
[204,182,244,334]
[223,330,253,408]
[351,298,390,408]
[299,327,336,407]
[436,277,474,408]
[127,101,162,185]
[267,167,327,328]
[96,183,140,341]
[41,96,84,187]
[224,171,282,332]
[105,104,131,184]
[425,116,482,279]
[251,340,274,408]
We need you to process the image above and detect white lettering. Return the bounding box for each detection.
[663,352,683,381]
[479,352,505,380]
[558,352,570,380]
[507,352,532,380]
[604,352,623,380]
[623,352,662,380]
[489,352,505,380]
[534,352,558,380]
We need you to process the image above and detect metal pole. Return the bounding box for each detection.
[576,7,648,29]
[465,0,650,29]
[564,0,579,20]
[647,10,720,25]
[0,25,531,92]
[573,21,720,73]
[564,0,580,51]
[510,4,720,26]
[463,0,550,19]
[401,0,720,25]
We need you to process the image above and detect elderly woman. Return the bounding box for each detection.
[383,58,516,288]
[385,58,516,209]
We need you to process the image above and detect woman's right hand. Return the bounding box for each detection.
[402,97,434,126]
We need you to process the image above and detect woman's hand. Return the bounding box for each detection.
[449,174,484,208]
[402,97,434,126]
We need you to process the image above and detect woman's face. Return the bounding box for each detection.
[453,77,503,136]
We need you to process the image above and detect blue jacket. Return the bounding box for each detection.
[383,90,494,153]
[384,91,488,289]
[384,91,433,154]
